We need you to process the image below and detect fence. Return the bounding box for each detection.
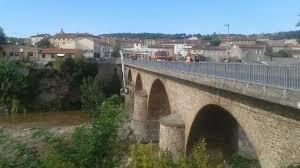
[124,59,300,90]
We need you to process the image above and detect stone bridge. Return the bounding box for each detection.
[124,60,300,168]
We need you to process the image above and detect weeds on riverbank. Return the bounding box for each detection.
[129,141,225,168]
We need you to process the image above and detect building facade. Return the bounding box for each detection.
[40,48,82,63]
[0,45,40,61]
[50,31,101,58]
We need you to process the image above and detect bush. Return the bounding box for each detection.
[228,153,257,168]
[80,77,104,118]
[0,59,29,114]
[31,95,125,168]
[0,129,44,168]
[129,140,225,168]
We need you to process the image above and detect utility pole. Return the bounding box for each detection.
[224,24,230,62]
[224,24,230,50]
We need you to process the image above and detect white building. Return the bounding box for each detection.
[50,31,101,58]
[174,44,192,58]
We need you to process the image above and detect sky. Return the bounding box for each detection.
[0,0,300,37]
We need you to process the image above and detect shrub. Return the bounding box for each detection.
[129,140,224,168]
[0,59,29,114]
[32,95,125,168]
[228,153,257,168]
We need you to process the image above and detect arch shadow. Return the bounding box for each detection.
[187,104,258,163]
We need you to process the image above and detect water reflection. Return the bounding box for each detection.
[0,111,90,129]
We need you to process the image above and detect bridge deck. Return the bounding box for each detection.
[124,59,300,109]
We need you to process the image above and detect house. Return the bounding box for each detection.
[287,45,300,59]
[99,42,113,58]
[220,37,256,47]
[191,46,228,62]
[233,44,266,63]
[174,44,192,59]
[148,44,174,57]
[30,34,51,46]
[40,48,82,63]
[0,45,40,61]
[50,30,101,58]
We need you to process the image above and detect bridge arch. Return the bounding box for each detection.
[135,73,143,91]
[148,79,171,120]
[142,79,171,142]
[187,104,257,162]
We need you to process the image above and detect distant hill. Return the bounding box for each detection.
[101,30,300,40]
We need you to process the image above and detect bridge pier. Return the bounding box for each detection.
[125,84,134,114]
[159,113,185,157]
[238,127,257,160]
[132,90,158,142]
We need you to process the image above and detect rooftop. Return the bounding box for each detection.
[192,45,227,50]
[42,48,81,54]
[52,32,97,39]
[31,34,51,38]
[237,44,266,49]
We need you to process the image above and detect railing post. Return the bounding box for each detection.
[235,64,238,80]
[214,63,216,76]
[286,66,290,89]
[225,64,227,78]
[266,65,269,85]
[248,64,251,83]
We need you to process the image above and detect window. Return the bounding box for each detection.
[28,52,33,57]
[9,52,14,56]
[2,52,6,56]
[256,50,261,54]
[42,54,45,58]
[15,52,19,56]
[51,54,55,58]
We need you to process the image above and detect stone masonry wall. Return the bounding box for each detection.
[127,66,300,168]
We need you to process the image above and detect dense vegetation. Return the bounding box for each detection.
[130,142,224,168]
[0,58,101,114]
[0,59,29,114]
[102,30,300,41]
[35,38,51,48]
[0,27,6,46]
[0,74,126,167]
[0,75,264,168]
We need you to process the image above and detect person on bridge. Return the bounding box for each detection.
[185,56,193,64]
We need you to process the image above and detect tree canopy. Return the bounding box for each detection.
[0,27,6,46]
[0,59,29,114]
[36,38,51,48]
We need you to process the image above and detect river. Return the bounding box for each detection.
[0,111,90,131]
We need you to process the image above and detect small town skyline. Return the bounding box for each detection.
[1,0,300,37]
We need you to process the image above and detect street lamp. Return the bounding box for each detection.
[224,24,230,62]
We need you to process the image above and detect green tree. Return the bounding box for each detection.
[80,77,104,118]
[0,27,6,54]
[0,59,29,114]
[36,38,51,48]
[111,45,121,57]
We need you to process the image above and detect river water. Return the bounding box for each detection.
[0,111,90,130]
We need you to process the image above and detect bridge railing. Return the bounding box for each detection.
[124,59,300,90]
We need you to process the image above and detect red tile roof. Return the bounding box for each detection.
[149,44,174,49]
[192,45,227,50]
[42,48,81,54]
[237,45,265,49]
